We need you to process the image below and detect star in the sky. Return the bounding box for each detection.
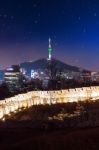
[10,16,14,19]
[78,16,81,21]
[3,14,7,18]
[33,4,37,8]
[27,31,32,35]
[94,12,97,17]
[83,27,86,33]
[38,13,41,17]
[34,20,38,24]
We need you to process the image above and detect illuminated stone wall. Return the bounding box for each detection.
[0,86,99,120]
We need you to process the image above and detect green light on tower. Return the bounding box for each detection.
[48,38,52,60]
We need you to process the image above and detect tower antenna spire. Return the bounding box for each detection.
[48,37,52,60]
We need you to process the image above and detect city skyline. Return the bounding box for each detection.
[0,0,99,71]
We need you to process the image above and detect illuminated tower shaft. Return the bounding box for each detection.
[48,38,52,60]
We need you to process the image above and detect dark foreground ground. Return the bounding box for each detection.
[1,101,99,150]
[0,126,99,150]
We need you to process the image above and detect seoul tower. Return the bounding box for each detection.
[48,38,52,60]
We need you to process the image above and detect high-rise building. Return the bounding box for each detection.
[4,65,24,92]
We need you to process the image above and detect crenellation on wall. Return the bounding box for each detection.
[0,86,99,120]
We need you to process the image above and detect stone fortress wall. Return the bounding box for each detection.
[0,86,99,120]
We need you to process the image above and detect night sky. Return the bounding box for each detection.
[0,0,99,70]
